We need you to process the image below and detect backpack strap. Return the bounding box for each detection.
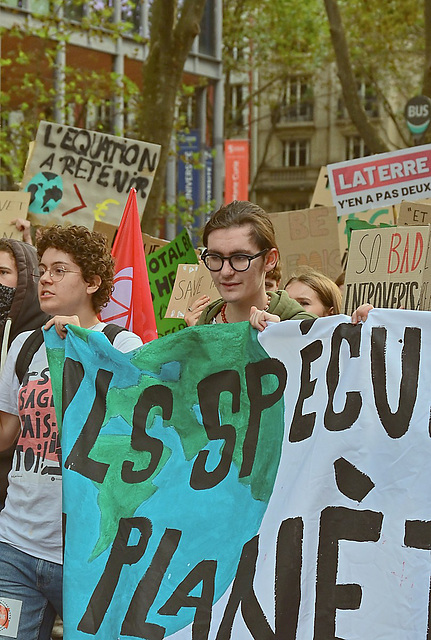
[102,324,127,343]
[15,324,127,385]
[15,328,44,385]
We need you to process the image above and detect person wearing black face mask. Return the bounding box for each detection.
[0,239,48,510]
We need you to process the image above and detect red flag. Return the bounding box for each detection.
[100,188,158,343]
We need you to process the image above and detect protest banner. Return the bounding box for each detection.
[398,200,431,225]
[342,225,431,314]
[178,130,201,212]
[327,144,431,216]
[269,206,342,282]
[165,262,219,319]
[146,229,198,336]
[21,120,161,228]
[0,192,31,239]
[100,189,158,343]
[224,140,249,203]
[45,309,431,639]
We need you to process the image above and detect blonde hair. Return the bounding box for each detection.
[285,266,342,315]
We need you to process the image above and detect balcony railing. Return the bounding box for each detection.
[256,166,320,190]
[278,103,314,124]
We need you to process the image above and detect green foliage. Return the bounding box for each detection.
[160,194,215,233]
[0,0,141,187]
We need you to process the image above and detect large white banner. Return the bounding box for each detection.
[44,309,430,639]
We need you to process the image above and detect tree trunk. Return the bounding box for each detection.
[323,0,389,154]
[137,0,208,235]
[423,0,431,97]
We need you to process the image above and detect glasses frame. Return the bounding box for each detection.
[201,248,269,272]
[33,267,82,283]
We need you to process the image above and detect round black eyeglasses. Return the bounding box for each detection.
[201,249,268,272]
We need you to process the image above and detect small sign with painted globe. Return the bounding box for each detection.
[405,95,431,136]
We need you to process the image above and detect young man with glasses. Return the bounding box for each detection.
[0,225,143,640]
[197,200,316,326]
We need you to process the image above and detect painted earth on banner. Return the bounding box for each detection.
[45,310,431,639]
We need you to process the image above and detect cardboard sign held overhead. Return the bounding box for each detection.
[146,229,199,337]
[343,225,431,314]
[142,232,169,255]
[310,166,333,208]
[0,192,31,239]
[269,206,342,282]
[92,220,118,248]
[165,262,218,319]
[327,144,431,216]
[21,121,160,229]
[398,200,431,225]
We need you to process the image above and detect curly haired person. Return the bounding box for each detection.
[0,225,143,640]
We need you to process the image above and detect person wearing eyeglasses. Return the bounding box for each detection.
[0,225,143,640]
[196,200,316,327]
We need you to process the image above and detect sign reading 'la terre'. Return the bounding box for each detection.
[327,144,431,215]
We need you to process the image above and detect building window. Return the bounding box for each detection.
[228,84,247,129]
[338,81,379,119]
[358,81,379,118]
[86,100,112,133]
[64,0,84,21]
[345,136,370,160]
[282,139,310,167]
[280,78,313,122]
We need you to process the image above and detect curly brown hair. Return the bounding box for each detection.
[36,225,114,313]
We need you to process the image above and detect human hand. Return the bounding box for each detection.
[185,295,210,327]
[44,315,80,338]
[11,218,32,244]
[351,303,374,324]
[249,305,280,331]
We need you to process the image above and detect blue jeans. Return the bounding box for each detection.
[0,541,62,640]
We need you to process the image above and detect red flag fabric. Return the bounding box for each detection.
[100,188,158,343]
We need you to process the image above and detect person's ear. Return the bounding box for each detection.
[325,306,335,316]
[86,275,101,294]
[264,248,278,272]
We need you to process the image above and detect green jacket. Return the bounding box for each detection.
[196,290,317,324]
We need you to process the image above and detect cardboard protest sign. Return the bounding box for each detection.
[146,229,198,336]
[327,144,431,216]
[269,206,342,282]
[142,232,170,255]
[398,200,431,225]
[0,192,31,239]
[21,121,160,228]
[343,225,431,314]
[165,263,218,319]
[310,166,333,208]
[337,205,395,260]
[93,220,118,248]
[46,309,431,639]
